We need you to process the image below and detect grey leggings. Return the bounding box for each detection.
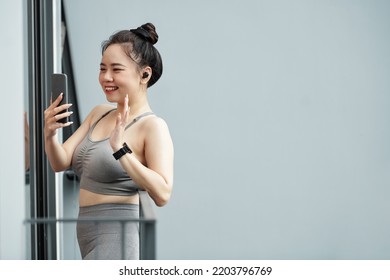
[77,203,139,260]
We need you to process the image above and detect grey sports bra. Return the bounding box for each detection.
[71,109,154,196]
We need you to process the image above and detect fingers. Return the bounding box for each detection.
[120,95,129,115]
[116,112,127,130]
[115,111,122,126]
[125,94,129,108]
[117,95,129,126]
[44,117,73,138]
[49,92,63,107]
[44,100,73,138]
[54,104,73,116]
[49,120,73,129]
[58,120,74,128]
[53,110,73,122]
[45,103,72,120]
[47,93,70,115]
[110,95,129,149]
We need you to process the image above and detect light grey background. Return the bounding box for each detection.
[63,0,390,259]
[0,0,27,259]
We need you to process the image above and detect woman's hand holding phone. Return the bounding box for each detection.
[44,93,73,139]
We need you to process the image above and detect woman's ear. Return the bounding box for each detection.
[141,66,152,84]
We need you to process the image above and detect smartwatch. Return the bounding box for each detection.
[113,142,132,160]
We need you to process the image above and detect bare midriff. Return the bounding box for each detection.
[79,188,139,207]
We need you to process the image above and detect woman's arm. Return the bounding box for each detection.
[109,101,174,207]
[47,119,92,172]
[44,93,74,171]
[44,94,98,172]
[120,118,174,206]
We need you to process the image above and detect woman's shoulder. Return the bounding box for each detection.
[91,103,116,114]
[87,104,116,123]
[143,114,169,129]
[141,114,171,138]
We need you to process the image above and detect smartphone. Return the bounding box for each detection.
[51,73,69,124]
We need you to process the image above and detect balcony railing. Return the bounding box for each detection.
[25,190,156,260]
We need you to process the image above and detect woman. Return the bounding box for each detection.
[44,23,174,260]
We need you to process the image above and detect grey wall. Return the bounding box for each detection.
[63,0,390,259]
[0,0,27,259]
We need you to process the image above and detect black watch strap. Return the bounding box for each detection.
[113,142,132,160]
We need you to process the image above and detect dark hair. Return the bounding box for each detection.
[101,23,163,88]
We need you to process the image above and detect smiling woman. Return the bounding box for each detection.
[43,23,174,260]
[101,23,163,88]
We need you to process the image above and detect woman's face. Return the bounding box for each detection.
[99,44,142,104]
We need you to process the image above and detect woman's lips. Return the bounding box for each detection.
[105,86,118,94]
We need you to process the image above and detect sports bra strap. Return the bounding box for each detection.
[90,110,154,133]
[90,108,116,131]
[125,111,155,130]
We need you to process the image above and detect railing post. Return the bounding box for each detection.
[139,191,156,260]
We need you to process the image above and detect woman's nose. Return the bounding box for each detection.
[103,71,113,82]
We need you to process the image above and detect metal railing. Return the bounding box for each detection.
[25,190,156,260]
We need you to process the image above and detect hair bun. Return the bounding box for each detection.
[130,23,158,45]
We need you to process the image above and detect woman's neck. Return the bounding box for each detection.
[117,97,152,119]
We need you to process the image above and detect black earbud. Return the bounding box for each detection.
[142,72,149,79]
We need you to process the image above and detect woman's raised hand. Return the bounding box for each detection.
[110,95,130,151]
[44,93,73,139]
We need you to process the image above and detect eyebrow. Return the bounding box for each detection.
[100,62,126,68]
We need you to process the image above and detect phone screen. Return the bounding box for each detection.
[51,73,69,124]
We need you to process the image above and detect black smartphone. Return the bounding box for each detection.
[51,73,69,124]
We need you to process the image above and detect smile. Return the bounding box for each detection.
[105,86,118,91]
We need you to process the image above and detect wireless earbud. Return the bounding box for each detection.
[142,72,149,79]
